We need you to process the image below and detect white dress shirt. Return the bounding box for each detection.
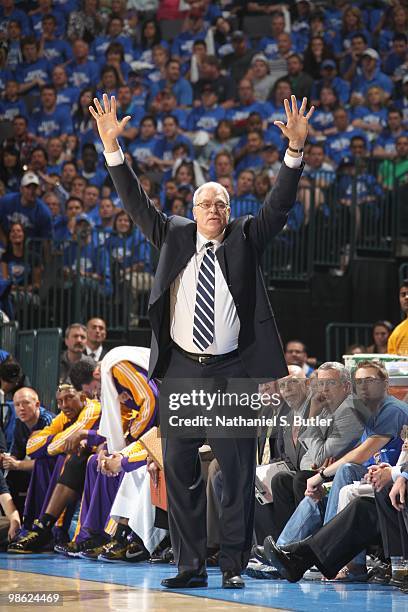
[104,146,303,354]
[85,345,103,361]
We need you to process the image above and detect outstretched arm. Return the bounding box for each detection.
[89,94,168,249]
[248,96,314,251]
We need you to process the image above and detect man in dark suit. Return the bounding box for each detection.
[261,463,408,592]
[89,93,314,589]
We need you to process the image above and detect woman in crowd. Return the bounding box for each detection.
[367,320,394,354]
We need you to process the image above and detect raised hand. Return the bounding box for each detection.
[274,95,315,151]
[89,93,131,153]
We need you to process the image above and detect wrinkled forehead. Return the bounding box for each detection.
[196,185,229,205]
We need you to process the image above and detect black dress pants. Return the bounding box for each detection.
[270,469,314,538]
[375,484,408,558]
[162,348,257,574]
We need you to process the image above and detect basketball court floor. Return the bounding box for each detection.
[0,555,406,612]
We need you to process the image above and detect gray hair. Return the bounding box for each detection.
[318,361,351,384]
[193,181,230,208]
[65,323,87,339]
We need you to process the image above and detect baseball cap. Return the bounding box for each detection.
[21,172,40,187]
[232,30,245,42]
[201,83,217,95]
[362,48,380,61]
[251,53,269,66]
[321,59,336,70]
[75,213,92,225]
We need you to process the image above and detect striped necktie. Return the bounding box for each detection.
[193,242,215,351]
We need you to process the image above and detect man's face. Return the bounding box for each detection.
[21,184,39,205]
[396,137,408,159]
[41,88,56,109]
[66,199,83,218]
[309,146,324,168]
[140,120,155,140]
[271,15,285,36]
[62,164,77,184]
[22,43,38,63]
[82,148,97,170]
[278,374,307,409]
[201,61,217,79]
[71,178,86,198]
[351,36,367,55]
[393,39,407,55]
[400,284,408,314]
[285,342,306,366]
[99,199,115,219]
[316,369,348,410]
[13,389,40,423]
[237,171,254,195]
[238,80,253,104]
[73,40,88,61]
[56,388,84,420]
[167,62,180,82]
[42,17,55,36]
[108,17,123,37]
[30,150,47,171]
[388,112,402,132]
[7,20,21,40]
[362,56,376,72]
[163,118,177,138]
[218,176,234,197]
[118,86,131,106]
[215,155,232,177]
[52,66,67,87]
[355,367,387,404]
[84,186,99,208]
[334,110,348,131]
[287,56,302,75]
[162,93,176,112]
[277,33,292,55]
[5,80,18,98]
[253,59,268,79]
[65,327,87,353]
[193,185,230,239]
[247,132,263,153]
[87,318,106,345]
[350,139,366,157]
[48,138,63,159]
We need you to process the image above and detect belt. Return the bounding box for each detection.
[174,344,239,365]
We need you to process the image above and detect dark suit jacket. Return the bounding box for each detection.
[107,160,303,380]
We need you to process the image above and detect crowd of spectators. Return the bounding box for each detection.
[0,0,407,320]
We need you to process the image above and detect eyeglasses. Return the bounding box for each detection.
[355,378,384,386]
[317,380,340,389]
[194,201,229,211]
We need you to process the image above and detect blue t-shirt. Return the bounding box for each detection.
[324,128,366,165]
[0,193,53,240]
[15,58,51,92]
[31,9,66,38]
[361,395,408,467]
[30,105,73,138]
[105,232,152,273]
[227,102,269,126]
[0,98,26,122]
[0,350,9,364]
[1,250,31,286]
[10,406,54,459]
[171,29,207,62]
[63,241,111,293]
[158,78,193,106]
[187,106,226,133]
[0,68,13,94]
[91,35,133,61]
[311,77,350,106]
[154,134,193,161]
[351,68,393,97]
[0,7,30,35]
[230,194,260,219]
[128,136,160,164]
[56,85,80,111]
[42,39,74,66]
[67,60,100,89]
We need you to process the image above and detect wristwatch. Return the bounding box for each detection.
[288,145,304,154]
[319,468,331,482]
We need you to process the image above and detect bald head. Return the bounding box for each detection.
[278,367,308,410]
[13,387,40,425]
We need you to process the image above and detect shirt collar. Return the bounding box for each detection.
[196,229,224,254]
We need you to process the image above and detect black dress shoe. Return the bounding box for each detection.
[263,536,310,583]
[368,561,392,584]
[222,570,245,589]
[161,570,208,588]
[251,545,271,565]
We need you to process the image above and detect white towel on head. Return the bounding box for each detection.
[100,346,151,453]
